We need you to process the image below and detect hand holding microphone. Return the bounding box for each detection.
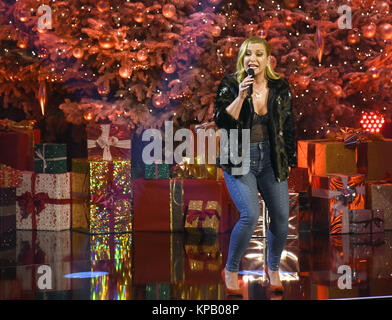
[238,68,254,100]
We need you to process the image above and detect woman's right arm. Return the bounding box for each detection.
[214,75,251,130]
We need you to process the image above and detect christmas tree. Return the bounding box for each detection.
[0,0,391,139]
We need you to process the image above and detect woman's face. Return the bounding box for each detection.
[243,42,270,78]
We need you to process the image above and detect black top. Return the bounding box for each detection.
[250,112,269,142]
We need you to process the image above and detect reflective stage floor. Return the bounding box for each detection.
[1,229,392,300]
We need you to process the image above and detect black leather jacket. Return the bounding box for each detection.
[214,73,297,182]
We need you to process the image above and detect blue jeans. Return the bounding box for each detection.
[224,141,289,272]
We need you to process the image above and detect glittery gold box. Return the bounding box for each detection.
[71,158,132,234]
[184,200,221,235]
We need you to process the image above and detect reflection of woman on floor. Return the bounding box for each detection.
[214,36,297,295]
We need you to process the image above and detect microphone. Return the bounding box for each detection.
[246,68,254,97]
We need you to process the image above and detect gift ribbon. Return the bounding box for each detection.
[87,124,131,161]
[312,174,365,234]
[169,179,184,232]
[34,148,66,173]
[17,173,71,230]
[186,201,220,228]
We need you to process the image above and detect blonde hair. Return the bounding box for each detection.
[235,36,281,84]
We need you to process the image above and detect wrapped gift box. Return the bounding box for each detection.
[133,178,184,232]
[133,232,185,284]
[133,178,238,233]
[71,158,132,234]
[253,192,299,238]
[311,174,366,234]
[348,209,384,234]
[144,160,170,179]
[184,200,221,235]
[367,181,392,230]
[16,230,71,293]
[356,139,392,181]
[34,143,67,174]
[16,172,71,231]
[0,164,22,188]
[0,120,40,171]
[298,140,357,182]
[182,179,239,234]
[87,123,132,161]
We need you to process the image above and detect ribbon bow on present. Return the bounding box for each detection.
[87,124,131,161]
[186,200,220,229]
[17,191,50,219]
[91,181,129,212]
[312,174,365,234]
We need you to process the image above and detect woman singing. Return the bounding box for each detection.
[214,36,297,296]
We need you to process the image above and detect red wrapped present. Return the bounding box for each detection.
[0,120,41,171]
[16,172,71,231]
[311,174,366,234]
[133,178,239,233]
[133,178,184,232]
[87,123,132,161]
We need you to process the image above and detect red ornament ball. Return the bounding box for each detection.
[379,23,392,40]
[72,47,84,59]
[119,66,132,78]
[362,23,377,38]
[134,11,145,23]
[83,110,94,121]
[284,15,294,27]
[298,56,309,68]
[283,0,298,9]
[162,4,176,18]
[211,25,222,37]
[163,63,176,74]
[256,29,267,39]
[99,33,115,49]
[97,1,109,13]
[152,92,169,108]
[347,32,360,44]
[368,66,380,79]
[331,85,343,97]
[137,49,148,62]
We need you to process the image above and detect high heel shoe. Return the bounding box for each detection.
[221,269,244,296]
[264,265,284,293]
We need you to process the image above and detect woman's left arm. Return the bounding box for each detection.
[283,87,297,170]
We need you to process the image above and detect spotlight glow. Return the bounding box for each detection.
[64,271,108,279]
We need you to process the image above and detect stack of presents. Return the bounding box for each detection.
[294,129,392,297]
[0,120,237,299]
[1,118,391,299]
